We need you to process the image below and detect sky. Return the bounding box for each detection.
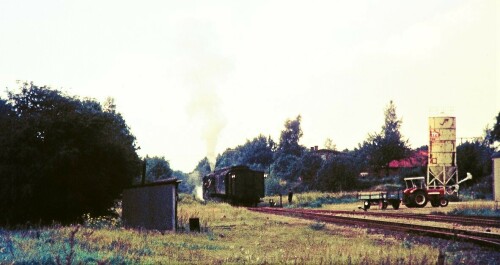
[0,1,498,172]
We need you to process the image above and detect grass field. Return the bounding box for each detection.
[1,193,499,264]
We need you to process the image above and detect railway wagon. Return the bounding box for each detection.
[202,165,265,206]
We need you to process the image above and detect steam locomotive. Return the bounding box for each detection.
[202,165,265,206]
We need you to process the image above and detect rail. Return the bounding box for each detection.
[249,207,500,249]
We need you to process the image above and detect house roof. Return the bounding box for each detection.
[389,150,428,168]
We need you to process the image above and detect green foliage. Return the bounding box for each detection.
[265,175,284,195]
[177,193,202,204]
[309,222,326,231]
[314,156,359,192]
[174,170,195,194]
[194,157,212,176]
[460,175,493,200]
[360,100,410,174]
[215,134,275,172]
[271,154,301,182]
[82,214,121,229]
[215,148,238,169]
[486,111,500,145]
[143,156,173,183]
[0,82,141,225]
[300,152,323,187]
[456,140,494,187]
[275,115,304,158]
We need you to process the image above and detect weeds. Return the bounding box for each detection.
[445,201,500,217]
[0,229,15,259]
[1,193,499,264]
[55,225,79,265]
[82,213,121,229]
[309,222,326,231]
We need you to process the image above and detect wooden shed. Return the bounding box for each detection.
[122,178,180,231]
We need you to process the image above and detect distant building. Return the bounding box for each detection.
[309,146,341,160]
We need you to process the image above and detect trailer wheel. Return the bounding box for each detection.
[391,201,400,210]
[439,198,449,207]
[413,191,428,208]
[430,200,440,207]
[380,201,388,210]
[363,201,371,210]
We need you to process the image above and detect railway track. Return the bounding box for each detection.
[249,207,500,249]
[310,209,500,228]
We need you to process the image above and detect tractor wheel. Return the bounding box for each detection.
[391,201,401,210]
[363,201,371,210]
[439,198,449,207]
[430,200,440,207]
[413,191,428,208]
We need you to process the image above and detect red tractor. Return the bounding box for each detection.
[402,176,449,208]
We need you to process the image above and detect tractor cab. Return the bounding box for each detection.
[404,177,426,190]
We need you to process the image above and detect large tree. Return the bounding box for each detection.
[0,83,141,225]
[275,115,304,158]
[487,111,500,146]
[313,156,358,192]
[142,156,173,183]
[270,115,306,185]
[299,152,323,188]
[215,134,275,172]
[194,157,212,176]
[361,100,410,175]
[456,140,494,186]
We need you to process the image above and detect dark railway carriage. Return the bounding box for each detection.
[202,165,265,206]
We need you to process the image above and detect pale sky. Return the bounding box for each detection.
[0,1,498,172]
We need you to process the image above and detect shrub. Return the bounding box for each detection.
[0,83,141,225]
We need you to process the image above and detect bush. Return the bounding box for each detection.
[0,83,141,225]
[313,156,359,192]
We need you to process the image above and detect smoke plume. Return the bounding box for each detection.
[181,20,231,198]
[184,42,229,165]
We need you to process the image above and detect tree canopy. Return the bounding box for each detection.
[215,134,275,172]
[487,111,500,146]
[142,156,173,183]
[360,100,410,174]
[0,83,141,225]
[275,115,304,158]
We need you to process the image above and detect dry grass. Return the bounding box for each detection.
[1,193,499,264]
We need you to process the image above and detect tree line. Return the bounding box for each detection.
[212,101,412,194]
[1,83,499,225]
[203,101,499,197]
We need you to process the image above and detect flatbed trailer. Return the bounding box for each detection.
[357,191,402,210]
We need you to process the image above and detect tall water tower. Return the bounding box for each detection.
[427,116,458,190]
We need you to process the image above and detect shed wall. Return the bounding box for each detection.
[122,184,177,230]
[494,157,500,202]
